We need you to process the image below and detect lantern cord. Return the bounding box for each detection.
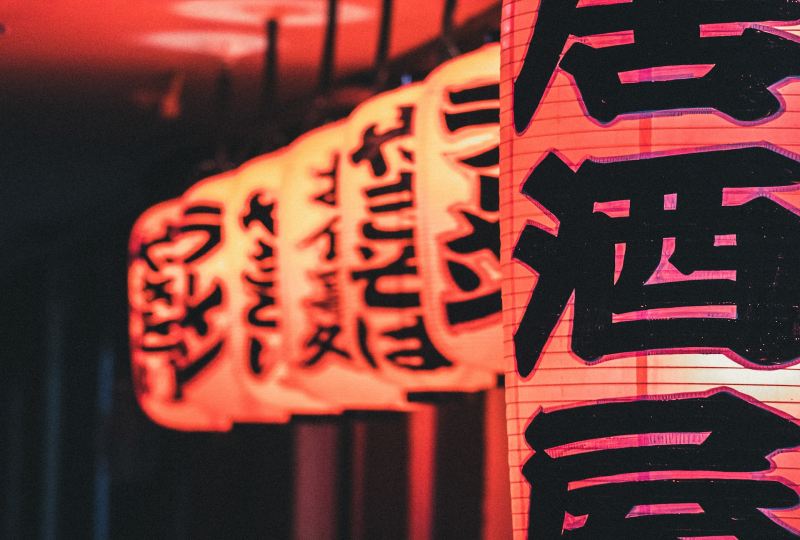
[373,0,393,93]
[259,17,287,153]
[262,18,279,120]
[441,0,460,60]
[213,66,235,172]
[319,0,338,94]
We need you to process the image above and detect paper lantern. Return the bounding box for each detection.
[308,73,500,397]
[501,0,800,538]
[128,153,335,431]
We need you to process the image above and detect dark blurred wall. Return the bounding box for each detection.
[0,97,298,540]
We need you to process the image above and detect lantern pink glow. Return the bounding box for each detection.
[501,0,800,537]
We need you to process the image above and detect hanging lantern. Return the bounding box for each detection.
[308,73,500,399]
[501,0,800,538]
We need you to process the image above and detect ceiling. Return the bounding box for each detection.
[1,0,499,121]
[0,0,502,277]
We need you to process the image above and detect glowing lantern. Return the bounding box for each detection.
[501,0,800,538]
[280,67,499,408]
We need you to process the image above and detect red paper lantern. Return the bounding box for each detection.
[501,0,800,538]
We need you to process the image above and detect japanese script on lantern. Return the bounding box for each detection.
[504,0,800,538]
[439,83,503,329]
[347,105,454,371]
[131,202,227,401]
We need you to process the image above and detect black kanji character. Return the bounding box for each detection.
[444,108,499,133]
[459,146,498,169]
[351,106,414,177]
[242,193,275,233]
[448,260,481,292]
[513,0,800,129]
[298,217,339,261]
[479,175,499,212]
[307,271,339,313]
[303,325,350,366]
[141,341,187,355]
[139,226,176,271]
[144,320,172,336]
[181,206,222,264]
[181,284,223,336]
[253,240,274,261]
[247,290,277,328]
[362,222,414,240]
[448,83,500,105]
[313,153,339,206]
[446,211,500,260]
[351,244,420,308]
[513,147,800,376]
[249,337,266,375]
[171,340,224,400]
[144,278,173,305]
[444,259,502,326]
[446,290,502,326]
[383,316,453,370]
[365,171,414,213]
[524,391,800,539]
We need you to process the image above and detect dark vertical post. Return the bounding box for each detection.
[293,420,339,540]
[319,0,338,93]
[354,413,408,540]
[3,372,24,540]
[41,273,64,540]
[441,0,460,59]
[434,393,484,540]
[262,18,279,118]
[373,0,393,91]
[337,417,354,540]
[408,405,437,540]
[482,386,513,540]
[93,346,114,540]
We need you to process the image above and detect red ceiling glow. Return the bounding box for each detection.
[171,0,376,27]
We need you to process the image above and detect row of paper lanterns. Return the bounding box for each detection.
[129,44,503,431]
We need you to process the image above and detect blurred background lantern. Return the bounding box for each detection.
[501,0,800,538]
